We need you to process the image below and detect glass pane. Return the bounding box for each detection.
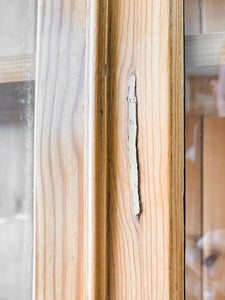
[0,1,36,299]
[185,1,225,299]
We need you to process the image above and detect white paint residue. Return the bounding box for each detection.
[127,74,140,217]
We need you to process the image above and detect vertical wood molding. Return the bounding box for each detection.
[170,0,184,299]
[35,0,109,298]
[35,0,87,298]
[35,0,184,298]
[84,0,108,298]
[107,0,184,299]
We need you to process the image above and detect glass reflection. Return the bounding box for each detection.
[185,1,225,299]
[0,0,36,299]
[0,82,34,299]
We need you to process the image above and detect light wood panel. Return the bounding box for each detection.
[35,0,109,298]
[108,0,184,299]
[35,0,87,299]
[203,117,225,299]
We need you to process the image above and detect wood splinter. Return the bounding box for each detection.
[127,74,141,217]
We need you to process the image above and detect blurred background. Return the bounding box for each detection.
[185,1,225,299]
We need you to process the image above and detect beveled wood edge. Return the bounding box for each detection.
[84,0,109,298]
[169,0,184,299]
[85,0,185,298]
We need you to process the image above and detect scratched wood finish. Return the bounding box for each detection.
[108,0,184,299]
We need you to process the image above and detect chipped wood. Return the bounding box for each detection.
[108,0,184,298]
[34,0,184,298]
[127,74,140,217]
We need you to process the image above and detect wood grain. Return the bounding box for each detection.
[35,0,109,298]
[107,0,184,299]
[35,0,87,299]
[170,1,184,298]
[35,0,184,298]
[0,55,35,83]
[84,0,108,298]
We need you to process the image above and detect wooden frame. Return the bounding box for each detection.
[34,0,184,298]
[0,55,35,84]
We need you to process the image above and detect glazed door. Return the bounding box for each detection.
[0,0,184,299]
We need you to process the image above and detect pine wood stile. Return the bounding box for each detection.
[107,0,183,299]
[35,0,108,298]
[35,0,87,298]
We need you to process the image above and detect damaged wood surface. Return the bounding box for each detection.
[127,74,140,217]
[34,0,184,298]
[108,0,184,299]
